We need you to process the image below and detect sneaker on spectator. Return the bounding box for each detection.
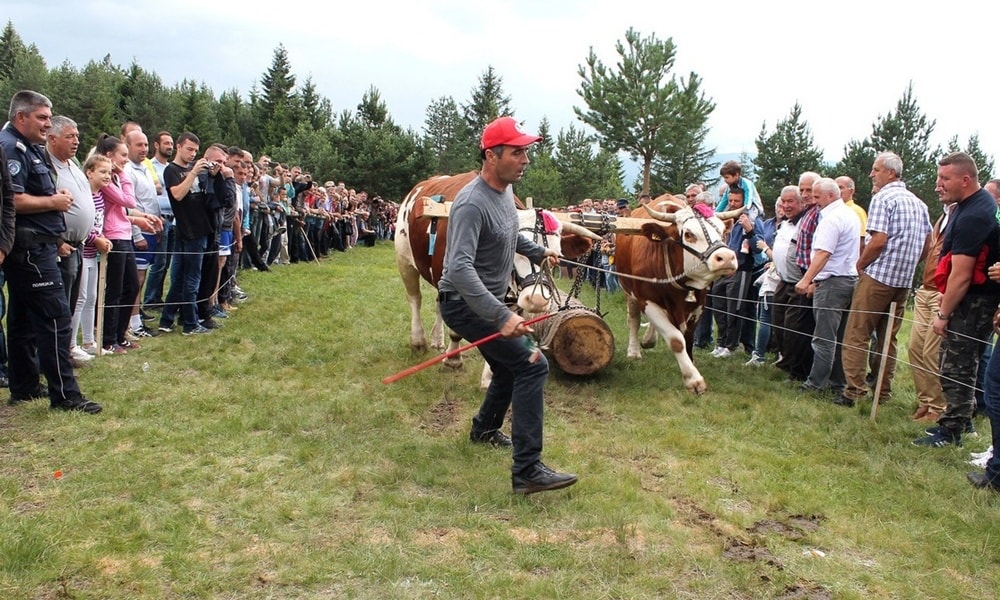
[971,446,994,460]
[158,324,174,334]
[70,346,94,363]
[183,325,212,336]
[913,430,962,448]
[125,329,140,342]
[210,305,230,319]
[120,339,141,351]
[926,422,977,437]
[131,325,159,338]
[200,317,222,330]
[103,344,128,355]
[713,347,732,358]
[744,352,766,367]
[140,309,155,321]
[81,343,99,356]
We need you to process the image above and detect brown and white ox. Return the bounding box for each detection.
[394,171,599,376]
[614,197,741,394]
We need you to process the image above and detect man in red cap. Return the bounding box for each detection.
[436,116,577,494]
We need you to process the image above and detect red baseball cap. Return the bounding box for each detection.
[480,117,542,150]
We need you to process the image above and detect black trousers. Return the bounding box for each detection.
[3,242,82,403]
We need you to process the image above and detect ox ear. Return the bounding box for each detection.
[560,234,595,259]
[639,222,677,243]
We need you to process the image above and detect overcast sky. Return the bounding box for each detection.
[7,0,999,176]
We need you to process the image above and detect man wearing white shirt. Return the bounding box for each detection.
[125,131,163,337]
[46,116,95,366]
[143,131,174,311]
[795,178,859,394]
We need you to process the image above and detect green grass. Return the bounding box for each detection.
[1,242,998,599]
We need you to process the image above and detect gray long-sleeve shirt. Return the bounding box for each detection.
[438,176,545,329]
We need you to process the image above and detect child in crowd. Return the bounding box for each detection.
[71,155,113,355]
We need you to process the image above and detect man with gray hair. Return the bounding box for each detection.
[795,178,859,393]
[1,90,101,413]
[45,115,96,366]
[837,151,931,408]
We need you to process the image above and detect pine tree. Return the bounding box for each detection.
[575,28,715,196]
[423,96,475,175]
[752,102,824,204]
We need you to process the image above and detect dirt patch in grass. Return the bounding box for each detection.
[722,538,783,569]
[748,514,822,541]
[422,395,463,434]
[776,582,833,600]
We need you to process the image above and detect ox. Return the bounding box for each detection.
[394,171,599,373]
[613,197,741,394]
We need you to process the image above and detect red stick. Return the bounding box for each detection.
[382,312,555,385]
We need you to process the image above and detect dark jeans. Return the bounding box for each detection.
[143,218,174,308]
[982,339,1000,485]
[161,235,207,331]
[439,297,546,474]
[776,282,814,381]
[57,245,82,312]
[102,239,139,347]
[3,242,82,403]
[720,270,757,352]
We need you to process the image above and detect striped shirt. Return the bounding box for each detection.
[864,181,931,288]
[795,205,820,271]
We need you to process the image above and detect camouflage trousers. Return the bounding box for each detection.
[938,294,999,431]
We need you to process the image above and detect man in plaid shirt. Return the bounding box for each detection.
[837,151,931,407]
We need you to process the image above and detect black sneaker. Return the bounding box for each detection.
[926,422,976,437]
[832,395,856,408]
[140,309,155,322]
[8,384,47,406]
[913,430,962,448]
[131,325,159,338]
[158,323,174,334]
[199,317,221,330]
[51,396,102,414]
[470,429,513,449]
[512,462,578,495]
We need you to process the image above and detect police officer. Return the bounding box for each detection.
[1,90,101,413]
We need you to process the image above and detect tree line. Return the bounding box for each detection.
[0,20,993,217]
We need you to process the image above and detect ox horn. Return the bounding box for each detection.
[715,207,745,221]
[561,221,602,240]
[642,203,677,223]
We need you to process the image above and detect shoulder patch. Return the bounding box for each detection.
[7,159,21,177]
[15,140,26,153]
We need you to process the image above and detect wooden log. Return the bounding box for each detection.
[534,297,615,376]
[418,199,660,235]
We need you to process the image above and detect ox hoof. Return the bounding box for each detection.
[411,341,428,353]
[639,340,656,350]
[626,351,642,360]
[685,378,707,395]
[442,358,464,370]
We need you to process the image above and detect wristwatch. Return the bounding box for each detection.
[937,311,951,320]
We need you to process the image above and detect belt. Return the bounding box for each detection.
[438,291,462,302]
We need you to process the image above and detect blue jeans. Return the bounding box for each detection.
[439,297,546,474]
[144,219,174,307]
[160,235,207,331]
[983,339,1000,485]
[754,293,773,357]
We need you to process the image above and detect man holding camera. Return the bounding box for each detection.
[158,132,223,336]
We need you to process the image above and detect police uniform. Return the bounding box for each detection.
[0,122,84,405]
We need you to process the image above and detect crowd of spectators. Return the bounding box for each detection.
[0,89,394,413]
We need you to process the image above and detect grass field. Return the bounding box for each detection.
[1,241,998,599]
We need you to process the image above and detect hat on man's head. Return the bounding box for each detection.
[616,198,629,209]
[480,117,542,150]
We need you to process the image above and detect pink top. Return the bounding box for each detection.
[101,172,136,241]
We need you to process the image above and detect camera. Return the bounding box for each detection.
[205,161,217,171]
